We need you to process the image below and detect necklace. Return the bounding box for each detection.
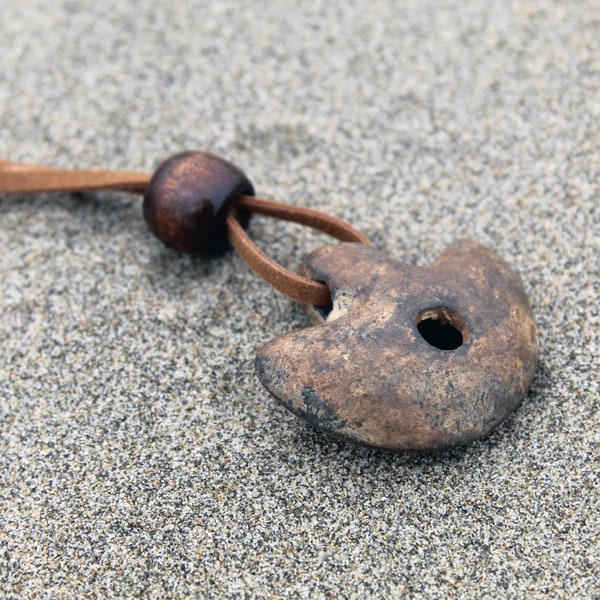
[0,151,539,451]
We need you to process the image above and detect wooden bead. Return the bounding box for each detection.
[143,151,254,256]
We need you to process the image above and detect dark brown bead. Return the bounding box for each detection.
[143,151,254,256]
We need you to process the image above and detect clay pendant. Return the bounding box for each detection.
[256,240,538,451]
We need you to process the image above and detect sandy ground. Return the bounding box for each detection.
[0,1,598,597]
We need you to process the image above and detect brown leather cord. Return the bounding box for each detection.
[0,159,369,305]
[0,160,150,194]
[235,195,370,246]
[228,196,369,305]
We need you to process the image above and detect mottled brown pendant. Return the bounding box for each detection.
[256,240,539,451]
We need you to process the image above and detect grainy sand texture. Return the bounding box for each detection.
[1,1,598,597]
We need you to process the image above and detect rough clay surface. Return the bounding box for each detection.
[0,1,598,598]
[257,241,538,450]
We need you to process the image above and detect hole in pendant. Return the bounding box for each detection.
[416,307,469,350]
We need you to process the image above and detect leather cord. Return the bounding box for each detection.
[0,159,149,194]
[0,159,369,305]
[228,196,369,305]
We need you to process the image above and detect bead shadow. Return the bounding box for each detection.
[1,190,238,290]
[1,191,143,245]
